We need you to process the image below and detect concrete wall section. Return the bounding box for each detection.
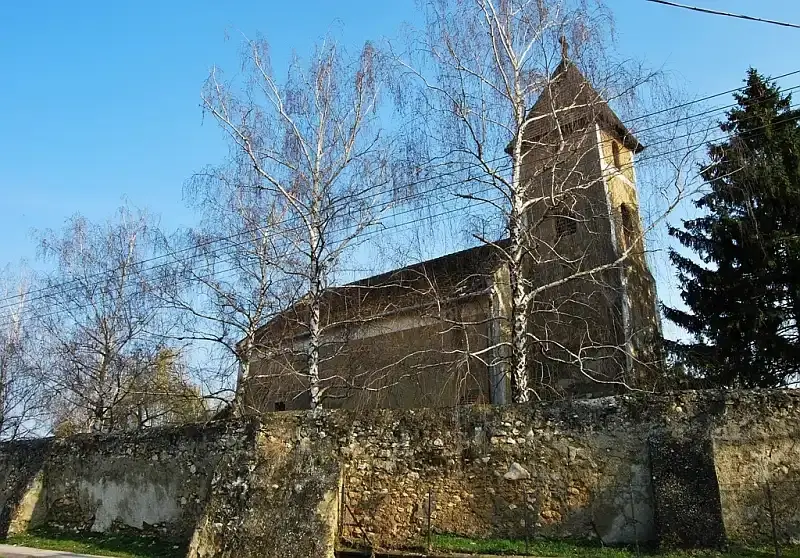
[711,391,800,545]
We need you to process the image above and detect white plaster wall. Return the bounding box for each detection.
[79,479,181,532]
[594,460,655,544]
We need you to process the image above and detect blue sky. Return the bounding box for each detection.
[2,0,800,313]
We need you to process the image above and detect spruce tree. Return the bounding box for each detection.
[665,69,800,388]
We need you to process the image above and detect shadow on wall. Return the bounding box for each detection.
[0,438,50,538]
[648,434,726,548]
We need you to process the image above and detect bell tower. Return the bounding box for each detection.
[516,44,661,397]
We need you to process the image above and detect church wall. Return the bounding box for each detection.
[244,297,497,412]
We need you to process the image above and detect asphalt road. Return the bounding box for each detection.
[0,545,113,558]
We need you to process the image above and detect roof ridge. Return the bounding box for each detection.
[345,238,509,287]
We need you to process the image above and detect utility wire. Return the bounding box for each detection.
[0,103,784,331]
[1,71,798,315]
[0,92,786,321]
[0,190,508,329]
[0,85,788,319]
[644,0,800,30]
[4,70,799,310]
[0,161,511,314]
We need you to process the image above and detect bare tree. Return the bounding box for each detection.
[394,0,702,402]
[201,36,404,409]
[159,161,302,414]
[111,349,208,430]
[33,206,190,433]
[0,268,45,439]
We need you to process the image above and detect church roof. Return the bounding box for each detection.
[246,53,643,349]
[521,59,644,154]
[347,239,508,295]
[251,240,508,345]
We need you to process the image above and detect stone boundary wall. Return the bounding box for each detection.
[0,421,257,542]
[0,389,798,558]
[322,400,656,548]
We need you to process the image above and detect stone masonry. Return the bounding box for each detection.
[0,389,798,558]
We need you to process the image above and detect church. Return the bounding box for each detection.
[241,51,662,413]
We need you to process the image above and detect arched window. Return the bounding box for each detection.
[620,203,636,250]
[611,141,622,169]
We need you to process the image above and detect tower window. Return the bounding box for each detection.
[611,141,622,169]
[620,203,637,250]
[554,209,578,237]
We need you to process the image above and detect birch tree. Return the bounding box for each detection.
[160,161,302,413]
[34,206,190,432]
[397,0,701,402]
[201,37,401,410]
[0,268,44,439]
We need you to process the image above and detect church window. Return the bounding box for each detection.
[554,209,578,237]
[620,203,637,249]
[612,141,622,169]
[459,389,482,406]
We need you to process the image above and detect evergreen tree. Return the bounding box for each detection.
[665,69,800,388]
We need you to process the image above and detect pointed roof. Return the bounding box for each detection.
[521,58,644,153]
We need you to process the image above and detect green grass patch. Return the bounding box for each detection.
[6,528,186,558]
[432,534,638,557]
[430,534,800,558]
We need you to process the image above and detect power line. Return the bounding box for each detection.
[0,92,783,320]
[6,69,800,311]
[644,0,800,30]
[2,70,798,315]
[625,69,800,124]
[0,157,502,309]
[0,103,777,331]
[0,86,786,319]
[0,189,508,329]
[0,160,518,319]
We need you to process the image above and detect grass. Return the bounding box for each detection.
[432,534,633,557]
[7,530,799,558]
[5,528,186,558]
[430,534,800,558]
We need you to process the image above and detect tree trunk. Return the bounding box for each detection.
[308,222,323,410]
[509,210,530,403]
[234,339,253,416]
[308,294,321,410]
[509,116,530,404]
